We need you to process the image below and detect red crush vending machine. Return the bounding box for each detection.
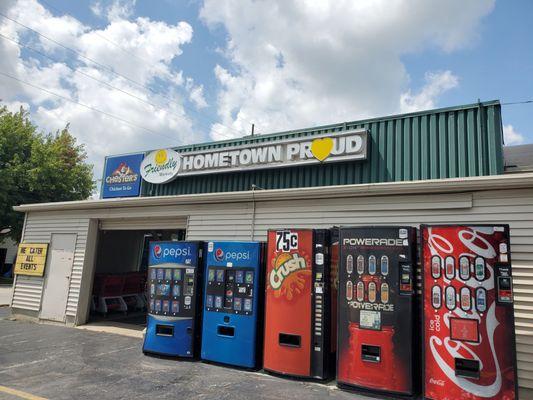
[337,226,417,396]
[263,229,335,380]
[421,225,518,400]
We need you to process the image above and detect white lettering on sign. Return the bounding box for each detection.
[140,129,367,183]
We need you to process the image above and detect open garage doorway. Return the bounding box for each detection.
[85,228,185,335]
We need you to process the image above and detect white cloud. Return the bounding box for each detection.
[90,0,137,22]
[90,1,103,17]
[107,0,136,22]
[0,0,197,183]
[400,71,459,113]
[185,77,208,109]
[503,124,525,146]
[201,0,494,139]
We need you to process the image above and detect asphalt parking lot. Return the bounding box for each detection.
[0,309,371,400]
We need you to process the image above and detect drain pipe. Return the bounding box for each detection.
[250,184,264,241]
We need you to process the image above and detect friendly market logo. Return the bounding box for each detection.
[141,149,181,184]
[105,162,139,184]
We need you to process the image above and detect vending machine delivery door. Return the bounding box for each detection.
[200,241,264,369]
[143,241,203,358]
[421,225,518,400]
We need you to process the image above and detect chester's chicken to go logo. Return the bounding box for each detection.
[270,253,310,300]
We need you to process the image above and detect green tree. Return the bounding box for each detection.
[0,105,94,241]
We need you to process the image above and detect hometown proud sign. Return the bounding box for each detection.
[141,129,368,184]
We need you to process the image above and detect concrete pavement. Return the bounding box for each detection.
[0,317,371,400]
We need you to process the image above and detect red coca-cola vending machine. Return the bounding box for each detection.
[421,224,518,400]
[337,226,418,396]
[263,228,335,380]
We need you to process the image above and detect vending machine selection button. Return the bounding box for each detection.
[357,255,365,275]
[346,255,354,274]
[431,256,441,279]
[368,255,377,275]
[475,257,485,281]
[460,287,471,311]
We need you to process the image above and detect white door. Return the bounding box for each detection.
[40,233,77,322]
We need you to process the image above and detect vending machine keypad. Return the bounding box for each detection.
[205,266,254,315]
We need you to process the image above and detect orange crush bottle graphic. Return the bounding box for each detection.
[269,252,311,301]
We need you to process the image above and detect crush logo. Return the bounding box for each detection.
[153,245,163,259]
[215,248,224,261]
[270,253,307,290]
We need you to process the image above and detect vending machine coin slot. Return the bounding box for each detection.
[279,333,301,347]
[455,358,480,379]
[495,264,513,304]
[156,324,174,337]
[361,344,381,363]
[217,325,235,337]
[184,272,195,296]
[399,263,413,293]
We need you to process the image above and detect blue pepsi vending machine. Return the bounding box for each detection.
[143,241,203,358]
[201,241,264,369]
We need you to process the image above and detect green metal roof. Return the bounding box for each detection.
[141,100,504,196]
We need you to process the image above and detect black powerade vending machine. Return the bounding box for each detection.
[421,224,518,400]
[337,226,418,396]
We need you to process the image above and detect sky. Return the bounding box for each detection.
[1,0,532,183]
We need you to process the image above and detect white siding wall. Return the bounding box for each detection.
[11,213,90,319]
[11,187,533,391]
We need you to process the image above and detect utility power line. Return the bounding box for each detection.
[0,33,235,140]
[501,100,533,106]
[0,12,245,139]
[0,70,179,142]
[38,0,259,131]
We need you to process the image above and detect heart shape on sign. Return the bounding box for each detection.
[311,137,334,162]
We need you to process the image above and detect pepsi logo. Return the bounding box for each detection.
[215,248,224,261]
[153,245,162,259]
